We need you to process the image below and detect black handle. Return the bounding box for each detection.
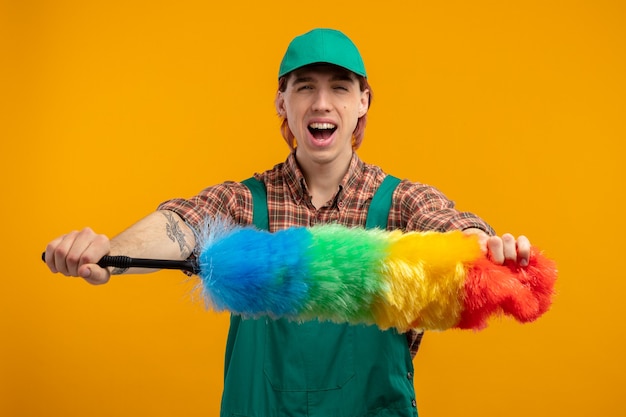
[41,252,198,274]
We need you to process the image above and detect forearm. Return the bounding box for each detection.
[109,210,196,275]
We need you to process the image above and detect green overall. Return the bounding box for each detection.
[219,176,418,417]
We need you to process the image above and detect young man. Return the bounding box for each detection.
[44,28,530,416]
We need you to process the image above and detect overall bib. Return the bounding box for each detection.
[219,176,418,417]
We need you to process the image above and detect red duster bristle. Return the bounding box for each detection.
[456,249,557,330]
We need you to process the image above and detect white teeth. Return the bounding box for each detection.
[309,122,336,130]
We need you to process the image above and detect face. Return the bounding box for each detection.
[276,65,369,168]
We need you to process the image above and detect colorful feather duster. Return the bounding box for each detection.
[195,222,557,332]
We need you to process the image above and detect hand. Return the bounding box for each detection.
[43,227,112,285]
[464,229,531,267]
[485,233,531,267]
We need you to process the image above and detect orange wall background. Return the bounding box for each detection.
[1,1,625,416]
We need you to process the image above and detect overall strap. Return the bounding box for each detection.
[241,174,401,230]
[241,177,269,230]
[366,174,401,229]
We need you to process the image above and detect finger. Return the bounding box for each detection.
[78,263,111,285]
[44,235,67,274]
[76,232,110,266]
[49,228,105,277]
[516,235,531,266]
[60,229,101,277]
[487,236,505,264]
[50,230,82,276]
[502,233,517,262]
[73,230,111,282]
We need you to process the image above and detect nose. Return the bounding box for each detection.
[311,88,332,112]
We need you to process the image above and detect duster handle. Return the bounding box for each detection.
[40,252,198,274]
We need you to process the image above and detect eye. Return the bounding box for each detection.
[296,84,314,92]
[333,84,350,92]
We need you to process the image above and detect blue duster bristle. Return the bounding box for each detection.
[198,226,312,317]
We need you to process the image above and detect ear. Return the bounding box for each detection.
[275,91,286,117]
[358,89,370,117]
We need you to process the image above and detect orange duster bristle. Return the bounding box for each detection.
[456,248,557,330]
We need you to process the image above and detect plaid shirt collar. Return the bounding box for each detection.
[282,151,365,207]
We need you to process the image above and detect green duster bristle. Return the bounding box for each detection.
[303,224,391,324]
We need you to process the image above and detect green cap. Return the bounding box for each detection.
[278,28,367,78]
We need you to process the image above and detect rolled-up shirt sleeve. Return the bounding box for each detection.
[390,181,496,235]
[157,181,254,235]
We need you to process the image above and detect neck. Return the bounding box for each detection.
[297,151,353,208]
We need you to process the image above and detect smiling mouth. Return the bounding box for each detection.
[308,122,337,140]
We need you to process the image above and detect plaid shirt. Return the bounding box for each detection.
[158,152,494,357]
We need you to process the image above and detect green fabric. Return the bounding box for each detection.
[241,177,269,231]
[221,175,418,417]
[278,28,367,78]
[366,175,401,230]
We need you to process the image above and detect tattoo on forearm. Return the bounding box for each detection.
[111,267,128,275]
[163,212,192,258]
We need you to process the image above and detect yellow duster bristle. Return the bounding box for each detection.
[372,231,483,332]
